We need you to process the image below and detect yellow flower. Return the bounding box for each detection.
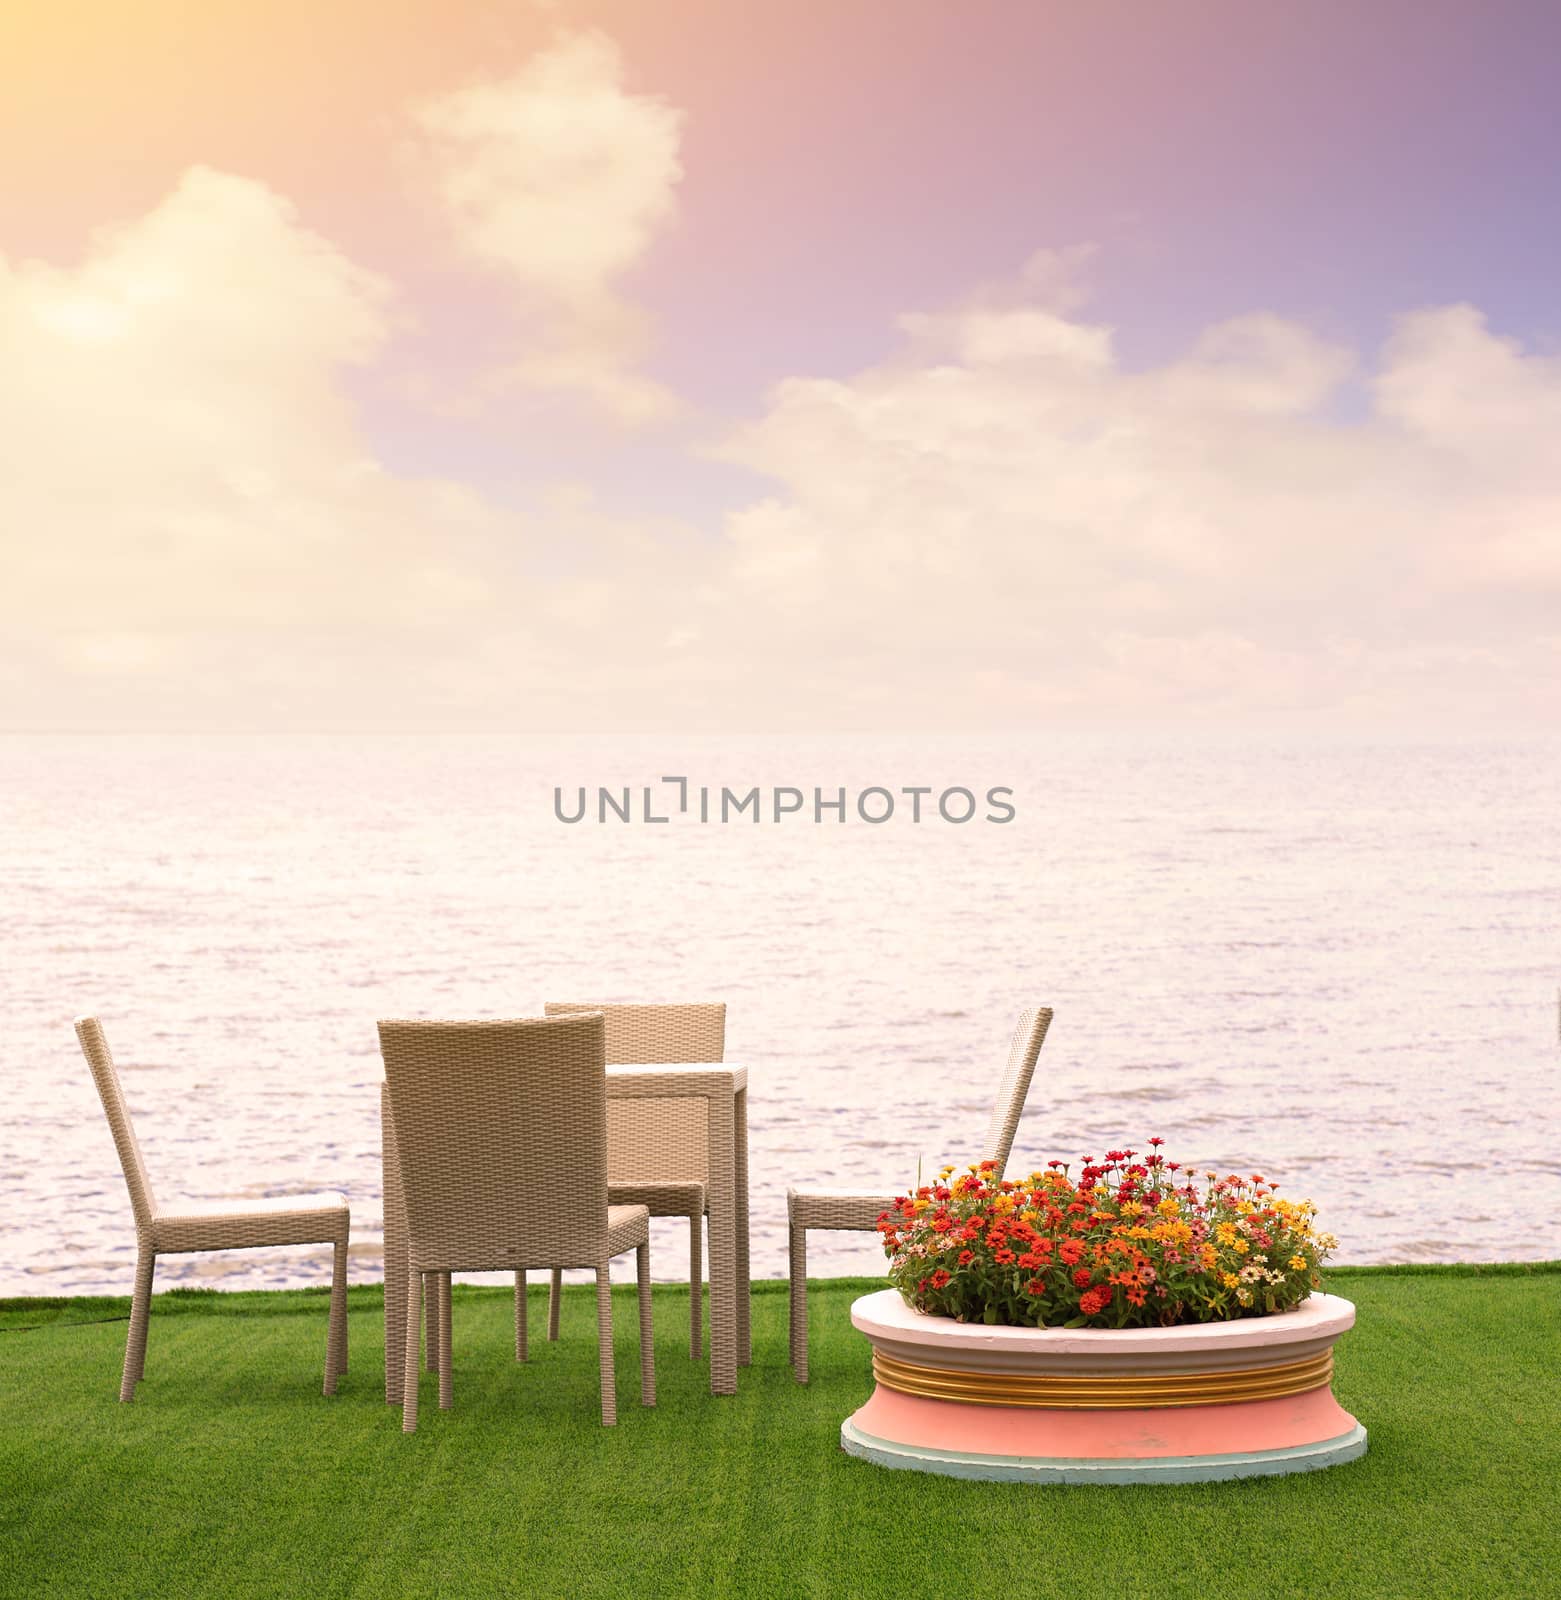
[1288,1255,1306,1270]
[1221,1272,1240,1289]
[1232,1239,1250,1256]
[912,1198,930,1213]
[1216,1222,1238,1245]
[1157,1197,1180,1217]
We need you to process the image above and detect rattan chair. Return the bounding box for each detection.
[74,1016,349,1403]
[786,1006,1053,1382]
[542,1002,725,1359]
[378,1012,655,1431]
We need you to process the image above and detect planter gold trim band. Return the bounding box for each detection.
[871,1348,1334,1409]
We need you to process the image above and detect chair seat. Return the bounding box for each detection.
[605,1204,652,1256]
[788,1188,895,1233]
[151,1191,349,1253]
[608,1182,704,1216]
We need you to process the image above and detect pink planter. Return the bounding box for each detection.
[843,1288,1366,1483]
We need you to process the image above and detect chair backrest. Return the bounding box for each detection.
[74,1016,158,1231]
[979,1007,1054,1175]
[543,1002,725,1187]
[543,1002,725,1065]
[377,1013,609,1272]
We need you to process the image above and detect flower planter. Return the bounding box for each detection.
[842,1288,1367,1484]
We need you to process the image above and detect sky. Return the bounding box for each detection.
[2,0,1559,731]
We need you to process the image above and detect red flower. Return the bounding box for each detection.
[1078,1287,1111,1316]
[1059,1239,1084,1265]
[1017,1251,1044,1270]
[1149,1137,1165,1147]
[994,1248,1016,1265]
[1024,1278,1048,1297]
[1072,1267,1093,1288]
[930,1269,951,1290]
[957,1249,975,1266]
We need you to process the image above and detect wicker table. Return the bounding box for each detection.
[382,1063,750,1401]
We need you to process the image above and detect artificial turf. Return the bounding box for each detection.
[1,1264,1557,1600]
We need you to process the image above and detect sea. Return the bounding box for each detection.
[3,732,1558,1296]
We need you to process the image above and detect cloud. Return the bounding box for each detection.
[1,158,1555,731]
[408,30,684,423]
[705,274,1561,724]
[0,167,520,724]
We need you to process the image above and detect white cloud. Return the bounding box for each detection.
[706,274,1561,724]
[1,154,1556,731]
[408,30,684,423]
[0,168,521,724]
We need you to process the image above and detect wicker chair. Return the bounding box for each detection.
[74,1016,349,1403]
[378,1012,655,1431]
[786,1006,1053,1382]
[542,1002,725,1359]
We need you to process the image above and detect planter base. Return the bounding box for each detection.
[843,1289,1367,1485]
[841,1416,1367,1484]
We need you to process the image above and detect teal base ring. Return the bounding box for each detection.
[840,1418,1369,1485]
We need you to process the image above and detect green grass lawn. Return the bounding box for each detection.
[2,1264,1558,1600]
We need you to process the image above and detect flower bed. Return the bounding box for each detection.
[879,1143,1337,1328]
[844,1144,1364,1483]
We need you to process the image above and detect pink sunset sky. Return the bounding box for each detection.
[3,0,1558,731]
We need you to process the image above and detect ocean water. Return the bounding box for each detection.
[3,732,1558,1297]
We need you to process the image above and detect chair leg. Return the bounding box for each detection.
[402,1272,422,1433]
[425,1272,441,1373]
[324,1237,348,1396]
[548,1267,563,1340]
[514,1270,528,1362]
[437,1272,453,1411]
[637,1241,656,1407]
[789,1221,809,1384]
[121,1248,155,1402]
[688,1211,703,1361]
[595,1265,617,1427]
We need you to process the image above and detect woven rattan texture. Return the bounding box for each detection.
[543,1003,726,1361]
[379,1015,630,1273]
[75,1016,349,1402]
[543,1002,725,1065]
[786,1007,1054,1382]
[376,1013,654,1429]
